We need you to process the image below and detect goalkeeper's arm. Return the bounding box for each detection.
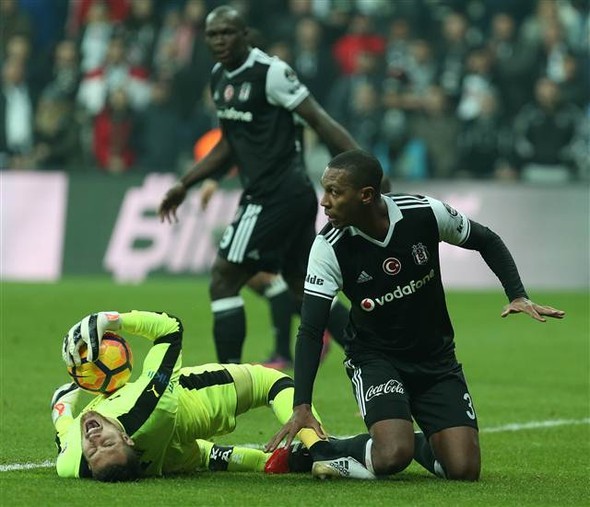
[63,311,183,366]
[118,311,182,342]
[50,383,80,445]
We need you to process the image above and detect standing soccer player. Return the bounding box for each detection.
[159,6,358,363]
[267,149,565,480]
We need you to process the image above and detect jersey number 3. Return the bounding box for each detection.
[463,393,476,420]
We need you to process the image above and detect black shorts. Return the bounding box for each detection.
[344,352,478,438]
[217,187,318,275]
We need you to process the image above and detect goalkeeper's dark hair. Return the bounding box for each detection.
[92,446,141,482]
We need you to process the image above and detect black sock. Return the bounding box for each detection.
[265,285,294,360]
[213,305,246,363]
[310,434,371,465]
[413,431,443,476]
[326,300,350,349]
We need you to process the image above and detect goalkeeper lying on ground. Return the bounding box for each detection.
[52,310,374,481]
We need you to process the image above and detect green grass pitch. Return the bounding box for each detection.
[1,278,588,506]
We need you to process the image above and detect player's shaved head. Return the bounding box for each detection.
[206,5,246,30]
[328,149,383,193]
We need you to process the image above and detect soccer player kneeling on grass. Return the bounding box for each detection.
[53,311,374,481]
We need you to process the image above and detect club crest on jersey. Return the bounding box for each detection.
[411,243,429,265]
[238,82,251,101]
[444,202,458,217]
[223,84,234,102]
[382,257,401,276]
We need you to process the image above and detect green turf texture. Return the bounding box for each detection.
[1,279,588,506]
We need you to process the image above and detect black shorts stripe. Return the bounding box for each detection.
[179,368,233,390]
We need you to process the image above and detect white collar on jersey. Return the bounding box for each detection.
[348,195,402,247]
[223,47,263,79]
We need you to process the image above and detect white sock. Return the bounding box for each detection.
[364,438,375,474]
[434,460,447,479]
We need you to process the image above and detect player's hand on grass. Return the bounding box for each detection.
[265,404,327,452]
[501,297,565,322]
[159,184,187,224]
[50,382,80,424]
[62,312,122,367]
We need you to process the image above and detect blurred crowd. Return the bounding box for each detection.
[1,0,588,182]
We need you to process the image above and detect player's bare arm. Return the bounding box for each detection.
[294,96,360,155]
[266,404,326,452]
[501,297,565,322]
[159,136,233,224]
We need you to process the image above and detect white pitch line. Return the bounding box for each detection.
[2,418,588,473]
[480,417,590,433]
[0,459,54,472]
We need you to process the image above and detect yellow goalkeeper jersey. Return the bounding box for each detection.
[55,311,185,477]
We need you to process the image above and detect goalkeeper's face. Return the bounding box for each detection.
[81,411,134,473]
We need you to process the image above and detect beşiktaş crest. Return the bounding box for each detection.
[411,242,429,265]
[238,82,251,101]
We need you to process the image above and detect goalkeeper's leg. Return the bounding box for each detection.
[196,440,269,472]
[226,364,325,449]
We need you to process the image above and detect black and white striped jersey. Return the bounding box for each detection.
[304,194,471,361]
[210,48,311,198]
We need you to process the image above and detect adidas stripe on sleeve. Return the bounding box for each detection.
[303,235,342,300]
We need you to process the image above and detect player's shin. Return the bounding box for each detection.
[211,297,246,363]
[263,277,294,361]
[413,431,446,478]
[197,440,268,472]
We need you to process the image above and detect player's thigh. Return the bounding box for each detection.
[217,193,316,274]
[210,255,256,296]
[410,365,480,479]
[345,354,415,471]
[224,363,292,414]
[178,364,239,434]
[344,355,413,430]
[410,365,479,438]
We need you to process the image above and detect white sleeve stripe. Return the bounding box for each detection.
[397,204,431,209]
[392,195,428,204]
[282,89,309,110]
[304,289,335,300]
[325,229,345,245]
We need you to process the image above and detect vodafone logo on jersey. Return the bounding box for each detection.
[360,299,375,311]
[360,269,436,312]
[382,257,401,275]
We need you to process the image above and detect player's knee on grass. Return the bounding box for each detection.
[371,438,414,476]
[439,453,480,481]
[430,427,481,481]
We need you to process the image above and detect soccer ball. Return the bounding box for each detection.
[67,332,133,394]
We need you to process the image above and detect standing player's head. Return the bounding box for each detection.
[205,6,249,70]
[80,411,141,482]
[320,149,384,229]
